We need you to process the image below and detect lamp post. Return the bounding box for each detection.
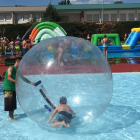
[102,0,104,23]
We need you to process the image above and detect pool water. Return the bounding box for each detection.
[0,73,140,140]
[108,51,140,58]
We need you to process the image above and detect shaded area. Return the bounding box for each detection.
[14,113,27,120]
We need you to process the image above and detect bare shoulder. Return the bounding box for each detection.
[8,67,13,71]
[56,105,61,110]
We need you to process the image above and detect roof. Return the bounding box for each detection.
[0,6,47,13]
[0,3,140,13]
[54,3,140,11]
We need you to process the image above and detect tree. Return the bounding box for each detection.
[29,17,37,24]
[114,1,123,4]
[67,0,70,5]
[42,3,61,22]
[59,0,71,5]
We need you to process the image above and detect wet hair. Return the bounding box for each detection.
[60,96,67,104]
[23,37,26,40]
[15,57,22,62]
[103,35,107,38]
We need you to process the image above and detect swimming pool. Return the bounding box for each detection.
[108,51,140,58]
[0,73,140,140]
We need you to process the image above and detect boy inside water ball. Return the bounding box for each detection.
[47,96,76,128]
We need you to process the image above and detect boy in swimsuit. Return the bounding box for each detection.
[102,34,108,58]
[47,96,76,128]
[57,42,64,68]
[9,39,15,58]
[64,39,72,61]
[22,37,27,55]
[25,40,32,51]
[15,38,21,57]
[2,37,9,56]
[77,38,84,60]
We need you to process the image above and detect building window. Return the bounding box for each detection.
[120,14,126,21]
[104,14,109,21]
[129,13,134,21]
[61,16,69,22]
[23,15,29,21]
[0,15,4,21]
[34,14,40,20]
[5,15,11,21]
[111,14,117,21]
[86,14,92,21]
[17,15,22,21]
[93,14,99,21]
[138,13,140,20]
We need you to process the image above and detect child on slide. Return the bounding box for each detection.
[47,97,76,128]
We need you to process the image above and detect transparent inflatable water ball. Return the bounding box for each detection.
[16,36,113,129]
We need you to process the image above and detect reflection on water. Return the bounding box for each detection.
[108,51,140,58]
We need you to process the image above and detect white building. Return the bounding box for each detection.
[0,3,140,24]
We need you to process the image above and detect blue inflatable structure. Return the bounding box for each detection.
[91,28,140,53]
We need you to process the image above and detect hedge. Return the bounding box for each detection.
[0,21,140,41]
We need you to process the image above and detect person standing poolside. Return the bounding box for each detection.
[16,35,21,41]
[47,96,76,128]
[102,34,108,58]
[124,33,127,41]
[3,57,22,120]
[22,38,27,56]
[9,39,15,58]
[15,39,21,57]
[2,37,9,56]
[25,39,32,52]
[86,34,91,42]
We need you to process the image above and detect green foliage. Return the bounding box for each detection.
[114,1,123,4]
[43,3,61,22]
[67,0,70,5]
[0,23,31,39]
[0,21,140,41]
[58,22,97,38]
[59,0,71,5]
[112,21,140,40]
[29,17,37,24]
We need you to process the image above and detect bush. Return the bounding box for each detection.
[0,21,140,40]
[112,21,140,40]
[0,23,31,40]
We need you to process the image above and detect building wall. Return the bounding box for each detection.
[60,13,80,22]
[15,13,43,24]
[84,11,101,22]
[137,10,140,20]
[0,6,140,24]
[84,10,140,22]
[0,13,12,24]
[0,12,43,24]
[69,13,80,22]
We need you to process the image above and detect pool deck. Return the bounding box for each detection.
[0,56,140,74]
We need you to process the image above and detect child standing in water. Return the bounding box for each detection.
[102,34,108,58]
[47,97,76,128]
